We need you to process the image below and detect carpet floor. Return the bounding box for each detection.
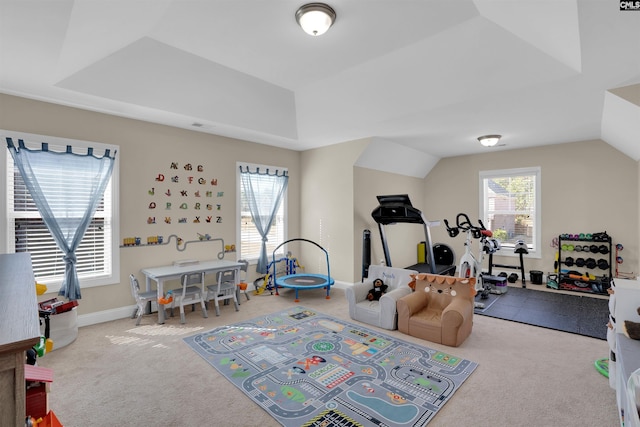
[474,285,609,340]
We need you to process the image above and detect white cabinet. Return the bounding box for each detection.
[612,278,640,427]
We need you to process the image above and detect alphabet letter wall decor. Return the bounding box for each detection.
[141,161,224,241]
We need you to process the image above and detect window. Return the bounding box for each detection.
[480,167,541,256]
[237,163,287,262]
[2,131,119,290]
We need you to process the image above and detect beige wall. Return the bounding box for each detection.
[353,166,427,279]
[425,140,639,280]
[299,140,368,282]
[2,93,639,322]
[0,94,301,316]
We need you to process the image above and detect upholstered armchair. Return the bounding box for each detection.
[346,265,417,330]
[397,274,476,347]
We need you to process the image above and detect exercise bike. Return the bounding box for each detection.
[444,213,500,307]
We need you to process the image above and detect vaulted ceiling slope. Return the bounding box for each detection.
[1,0,639,172]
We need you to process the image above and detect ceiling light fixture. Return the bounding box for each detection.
[478,134,501,147]
[295,3,336,36]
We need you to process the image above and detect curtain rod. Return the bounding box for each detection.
[6,137,117,160]
[239,165,288,177]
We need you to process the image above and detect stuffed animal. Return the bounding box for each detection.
[622,306,640,340]
[367,278,388,301]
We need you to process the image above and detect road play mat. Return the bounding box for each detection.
[184,306,477,427]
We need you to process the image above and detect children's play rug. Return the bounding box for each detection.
[184,306,478,427]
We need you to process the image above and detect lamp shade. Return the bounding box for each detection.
[296,3,336,36]
[478,135,501,147]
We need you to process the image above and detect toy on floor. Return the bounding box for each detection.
[366,278,388,301]
[27,307,55,365]
[254,251,301,295]
[594,358,609,378]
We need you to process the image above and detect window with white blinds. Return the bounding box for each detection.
[237,164,287,261]
[3,133,119,288]
[480,167,541,256]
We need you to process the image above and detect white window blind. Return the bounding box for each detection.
[238,164,287,261]
[480,167,541,255]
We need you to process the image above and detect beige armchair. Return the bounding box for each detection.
[397,274,476,347]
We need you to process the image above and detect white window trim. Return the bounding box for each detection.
[236,161,288,265]
[479,166,541,259]
[1,129,120,292]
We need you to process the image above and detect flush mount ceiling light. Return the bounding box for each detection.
[295,3,336,36]
[478,134,502,147]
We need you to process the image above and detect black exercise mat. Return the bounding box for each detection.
[474,286,608,340]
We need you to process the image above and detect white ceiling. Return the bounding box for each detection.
[1,0,639,173]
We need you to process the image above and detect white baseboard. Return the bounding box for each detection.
[77,304,137,327]
[71,288,376,343]
[331,280,350,290]
[78,283,354,328]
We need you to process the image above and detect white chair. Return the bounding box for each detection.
[237,259,250,303]
[345,265,417,330]
[206,269,239,316]
[129,274,157,326]
[171,272,208,324]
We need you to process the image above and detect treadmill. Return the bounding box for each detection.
[371,194,455,276]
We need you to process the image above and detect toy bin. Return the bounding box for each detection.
[41,307,78,350]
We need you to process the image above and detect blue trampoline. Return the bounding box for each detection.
[272,238,334,302]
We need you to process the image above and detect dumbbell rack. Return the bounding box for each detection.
[556,233,612,295]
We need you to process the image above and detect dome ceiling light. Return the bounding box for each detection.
[295,3,336,36]
[478,135,502,147]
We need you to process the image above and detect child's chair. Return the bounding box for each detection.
[237,259,250,302]
[129,274,157,326]
[206,269,240,316]
[346,265,417,330]
[171,272,208,324]
[397,273,476,347]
